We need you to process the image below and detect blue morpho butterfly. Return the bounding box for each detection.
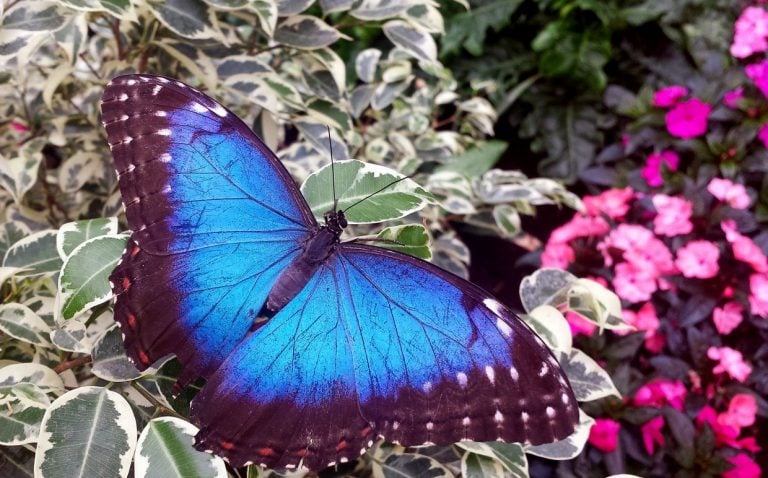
[101,74,578,470]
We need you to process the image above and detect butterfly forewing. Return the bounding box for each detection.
[102,74,578,470]
[102,75,314,381]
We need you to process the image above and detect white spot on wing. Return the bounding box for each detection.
[126,79,137,86]
[159,153,172,163]
[211,103,228,117]
[191,102,207,113]
[118,93,128,101]
[422,381,432,393]
[483,298,504,316]
[494,410,504,423]
[392,421,399,430]
[510,366,519,381]
[539,363,549,377]
[521,412,529,423]
[496,318,512,337]
[561,393,569,404]
[127,164,136,173]
[426,422,434,431]
[157,129,171,136]
[155,111,167,117]
[152,85,162,95]
[462,416,471,426]
[485,365,495,384]
[456,372,468,388]
[546,406,556,418]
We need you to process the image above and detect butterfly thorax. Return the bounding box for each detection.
[264,210,347,313]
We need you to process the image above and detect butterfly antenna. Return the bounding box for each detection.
[342,174,414,214]
[327,126,338,212]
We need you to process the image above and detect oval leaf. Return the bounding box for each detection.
[375,224,432,260]
[147,0,221,40]
[355,48,381,82]
[523,305,572,354]
[382,20,437,62]
[3,230,61,278]
[525,411,593,460]
[135,417,227,478]
[91,324,144,382]
[56,218,118,260]
[561,349,620,402]
[0,363,64,394]
[0,304,51,347]
[300,160,435,223]
[0,383,50,445]
[58,234,128,321]
[274,15,344,49]
[34,387,137,478]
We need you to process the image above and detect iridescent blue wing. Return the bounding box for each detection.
[191,243,578,469]
[101,74,315,382]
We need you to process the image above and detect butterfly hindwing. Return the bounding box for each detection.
[191,243,578,469]
[102,75,315,380]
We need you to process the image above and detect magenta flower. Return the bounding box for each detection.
[745,59,768,97]
[722,220,768,273]
[707,346,752,382]
[634,379,687,410]
[759,123,768,148]
[723,453,762,478]
[588,418,620,452]
[749,273,768,317]
[707,178,751,209]
[641,416,665,454]
[620,302,665,352]
[612,262,657,303]
[713,301,745,335]
[731,6,768,58]
[652,85,688,107]
[642,151,680,187]
[665,98,711,139]
[720,394,758,429]
[583,187,634,219]
[674,240,720,279]
[549,215,609,243]
[540,242,575,269]
[724,87,744,108]
[652,194,693,237]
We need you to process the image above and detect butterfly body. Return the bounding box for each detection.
[102,74,578,470]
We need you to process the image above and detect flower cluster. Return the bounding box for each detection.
[543,182,765,473]
[651,86,711,139]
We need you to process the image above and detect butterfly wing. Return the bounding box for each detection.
[191,243,578,469]
[102,74,316,381]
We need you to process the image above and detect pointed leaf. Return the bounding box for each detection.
[383,20,436,62]
[0,304,51,347]
[3,230,61,278]
[561,349,620,402]
[375,224,431,260]
[57,234,128,321]
[0,383,50,445]
[274,15,345,49]
[56,218,118,260]
[134,417,227,478]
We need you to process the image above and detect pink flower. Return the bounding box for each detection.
[724,87,744,108]
[713,301,745,335]
[722,221,768,272]
[588,418,620,452]
[565,310,597,337]
[599,224,655,267]
[720,394,758,429]
[642,151,680,187]
[549,215,610,243]
[641,416,665,454]
[731,6,768,58]
[634,379,687,410]
[746,59,768,97]
[623,237,677,276]
[697,405,741,447]
[9,120,28,133]
[674,240,720,279]
[622,302,664,352]
[707,346,752,382]
[583,187,634,219]
[759,123,768,148]
[541,242,575,269]
[665,98,711,139]
[749,273,768,317]
[652,85,688,107]
[707,178,751,209]
[724,453,762,478]
[652,194,693,236]
[613,262,657,303]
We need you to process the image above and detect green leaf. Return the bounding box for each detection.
[567,278,629,332]
[492,204,520,237]
[274,15,345,49]
[373,452,453,478]
[57,234,128,321]
[306,99,352,133]
[462,452,504,478]
[480,442,528,477]
[3,230,62,278]
[91,324,144,382]
[355,48,382,83]
[58,151,101,193]
[525,410,592,460]
[435,140,507,177]
[295,119,350,161]
[34,387,137,478]
[134,417,227,478]
[300,160,435,223]
[0,304,51,347]
[383,20,437,62]
[0,363,65,394]
[0,138,45,202]
[56,218,118,260]
[0,221,30,260]
[442,0,523,56]
[375,224,432,260]
[560,349,620,402]
[522,305,572,354]
[147,0,221,40]
[57,0,135,20]
[519,268,576,313]
[350,0,422,20]
[250,0,278,37]
[1,2,67,32]
[0,383,50,446]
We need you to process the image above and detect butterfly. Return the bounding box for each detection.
[101,74,579,470]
